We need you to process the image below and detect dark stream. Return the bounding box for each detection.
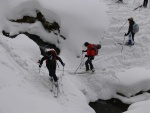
[89,98,130,113]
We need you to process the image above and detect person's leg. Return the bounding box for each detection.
[127,33,132,45]
[46,64,52,77]
[50,64,58,82]
[131,33,135,45]
[143,0,147,7]
[118,0,123,3]
[143,0,145,7]
[88,57,94,70]
[85,59,90,71]
[50,64,59,87]
[46,64,53,82]
[146,0,148,7]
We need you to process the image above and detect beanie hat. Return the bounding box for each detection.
[84,42,89,46]
[128,17,133,21]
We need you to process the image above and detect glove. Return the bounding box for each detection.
[62,63,65,67]
[82,50,86,52]
[39,64,42,68]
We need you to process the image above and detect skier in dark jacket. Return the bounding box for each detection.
[125,17,135,45]
[39,49,65,86]
[143,0,148,8]
[82,42,95,72]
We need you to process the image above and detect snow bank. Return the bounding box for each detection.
[2,0,150,113]
[0,87,66,113]
[0,0,109,57]
[115,68,150,98]
[124,100,150,113]
[0,34,40,86]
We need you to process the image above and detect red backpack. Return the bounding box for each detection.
[91,44,101,56]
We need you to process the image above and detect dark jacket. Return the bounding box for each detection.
[126,21,135,35]
[40,55,64,66]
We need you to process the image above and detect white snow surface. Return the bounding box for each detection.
[0,0,150,113]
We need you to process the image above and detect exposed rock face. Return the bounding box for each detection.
[3,10,66,55]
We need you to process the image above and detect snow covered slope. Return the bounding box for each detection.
[1,0,150,113]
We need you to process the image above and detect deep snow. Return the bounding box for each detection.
[0,0,150,113]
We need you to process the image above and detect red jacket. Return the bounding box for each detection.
[86,44,95,56]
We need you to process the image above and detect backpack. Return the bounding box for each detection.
[46,49,57,63]
[132,23,139,33]
[91,44,101,56]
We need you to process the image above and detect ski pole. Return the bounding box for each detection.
[39,67,41,74]
[99,31,105,44]
[59,66,64,84]
[80,52,84,69]
[74,56,85,75]
[121,35,126,53]
[118,20,127,32]
[81,52,83,62]
[62,66,64,76]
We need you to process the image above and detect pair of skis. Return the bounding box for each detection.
[117,42,131,46]
[69,70,95,75]
[49,79,59,98]
[49,67,64,98]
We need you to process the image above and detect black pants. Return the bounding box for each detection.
[85,57,94,71]
[131,32,135,42]
[143,0,148,7]
[46,63,58,82]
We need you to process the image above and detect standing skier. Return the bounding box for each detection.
[39,49,65,86]
[82,42,95,72]
[125,17,136,45]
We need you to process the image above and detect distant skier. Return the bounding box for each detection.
[82,42,95,72]
[39,49,65,86]
[125,17,139,46]
[143,0,148,8]
[117,0,123,3]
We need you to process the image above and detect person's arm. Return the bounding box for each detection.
[56,56,65,66]
[126,23,134,35]
[82,50,87,52]
[125,26,131,35]
[39,56,47,67]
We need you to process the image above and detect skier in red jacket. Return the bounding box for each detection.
[82,42,95,72]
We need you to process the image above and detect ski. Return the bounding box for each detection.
[116,42,133,46]
[69,70,95,75]
[49,78,53,92]
[49,78,59,98]
[68,71,85,75]
[117,42,124,45]
[53,83,59,98]
[133,5,142,11]
[75,71,87,74]
[113,42,125,45]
